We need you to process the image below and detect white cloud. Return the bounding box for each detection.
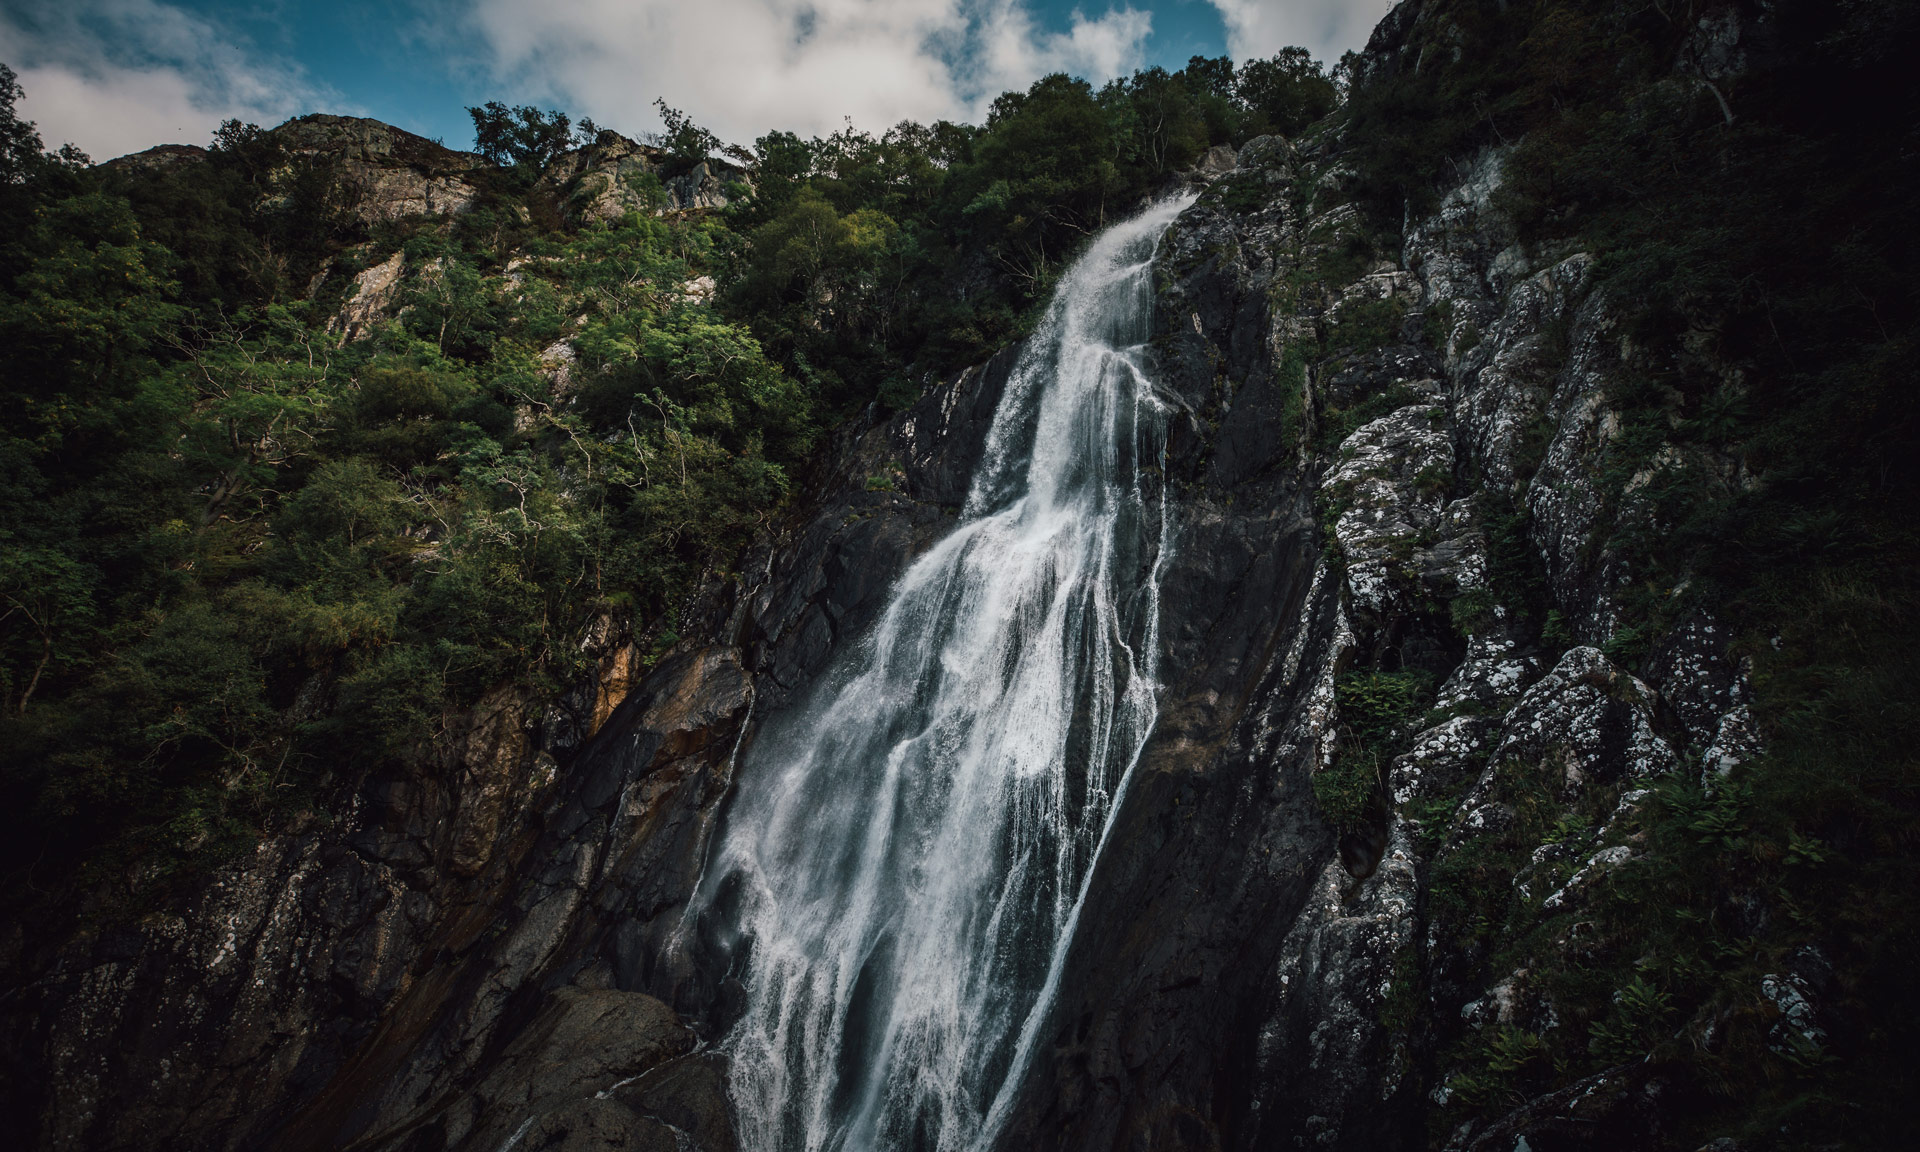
[1207,0,1402,65]
[969,1,1154,101]
[0,0,327,161]
[467,0,1156,145]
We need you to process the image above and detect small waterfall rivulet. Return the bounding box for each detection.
[692,194,1195,1152]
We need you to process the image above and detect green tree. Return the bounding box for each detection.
[0,63,43,184]
[654,99,722,164]
[1113,66,1208,175]
[467,102,579,178]
[963,74,1124,287]
[1237,47,1338,138]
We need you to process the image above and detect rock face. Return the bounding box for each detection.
[272,114,490,223]
[995,134,1349,1150]
[331,249,406,340]
[438,987,724,1152]
[992,68,1754,1152]
[536,134,750,222]
[101,116,748,232]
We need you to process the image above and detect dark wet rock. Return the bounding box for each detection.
[438,987,692,1151]
[500,1098,680,1152]
[995,129,1344,1152]
[610,1054,736,1152]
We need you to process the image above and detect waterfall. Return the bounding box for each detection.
[696,195,1194,1152]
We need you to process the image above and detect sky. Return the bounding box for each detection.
[0,0,1399,162]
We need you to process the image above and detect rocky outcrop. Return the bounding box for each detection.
[997,134,1349,1151]
[434,987,727,1152]
[270,114,489,224]
[103,115,750,231]
[994,52,1758,1150]
[99,144,208,173]
[537,134,750,223]
[330,250,406,340]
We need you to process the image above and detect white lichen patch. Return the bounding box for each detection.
[1323,403,1453,617]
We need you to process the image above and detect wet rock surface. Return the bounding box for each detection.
[995,133,1346,1152]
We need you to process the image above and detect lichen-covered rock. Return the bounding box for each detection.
[1389,714,1498,806]
[272,114,487,224]
[99,143,208,172]
[536,133,750,222]
[1443,1062,1672,1152]
[1323,398,1452,618]
[1484,646,1676,796]
[331,250,406,340]
[1434,634,1539,714]
[1645,611,1751,746]
[1252,817,1422,1150]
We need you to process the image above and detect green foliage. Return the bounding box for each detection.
[1325,293,1408,359]
[467,102,583,180]
[0,83,825,916]
[654,100,721,164]
[1317,384,1421,453]
[0,63,87,187]
[1236,48,1339,139]
[1419,298,1454,350]
[1587,975,1674,1064]
[715,47,1345,423]
[1339,669,1436,747]
[1313,749,1381,835]
[1337,0,1544,231]
[1447,588,1497,638]
[1318,669,1437,832]
[1475,494,1558,647]
[1379,947,1425,1035]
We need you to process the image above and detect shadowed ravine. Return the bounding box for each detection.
[687,196,1196,1152]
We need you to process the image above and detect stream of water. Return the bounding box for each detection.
[694,195,1193,1152]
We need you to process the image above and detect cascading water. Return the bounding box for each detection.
[694,194,1194,1152]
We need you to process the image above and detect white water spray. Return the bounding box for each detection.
[696,195,1193,1152]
